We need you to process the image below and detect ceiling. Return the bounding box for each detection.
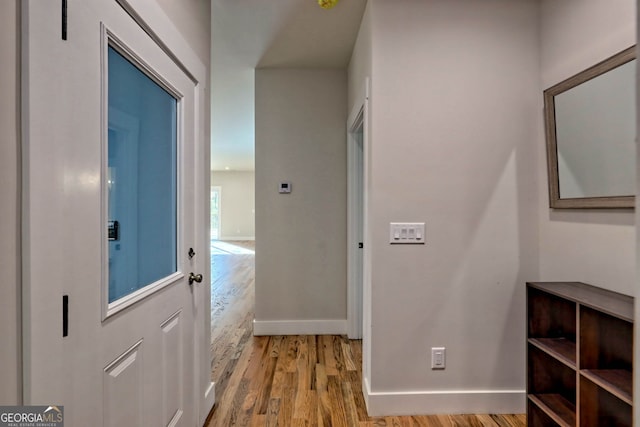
[210,0,367,171]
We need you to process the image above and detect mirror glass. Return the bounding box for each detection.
[544,46,636,208]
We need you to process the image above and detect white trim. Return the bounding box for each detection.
[114,0,205,83]
[252,319,347,336]
[362,379,526,416]
[347,79,369,128]
[362,76,372,400]
[346,78,370,340]
[347,106,364,341]
[218,236,255,241]
[100,24,186,321]
[106,28,185,99]
[346,78,372,391]
[106,272,185,318]
[362,376,372,412]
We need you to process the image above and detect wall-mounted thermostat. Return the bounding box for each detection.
[279,181,292,194]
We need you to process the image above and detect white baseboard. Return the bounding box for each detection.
[363,379,525,416]
[218,236,255,241]
[363,377,372,411]
[253,319,347,336]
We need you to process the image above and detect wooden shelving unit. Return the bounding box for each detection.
[527,282,633,427]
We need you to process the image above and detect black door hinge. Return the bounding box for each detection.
[62,0,68,40]
[63,295,69,337]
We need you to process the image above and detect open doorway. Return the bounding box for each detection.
[208,171,255,401]
[347,118,364,340]
[347,80,369,341]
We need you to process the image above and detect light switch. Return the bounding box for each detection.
[389,223,425,244]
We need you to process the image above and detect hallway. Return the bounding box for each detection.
[210,240,256,388]
[206,243,525,426]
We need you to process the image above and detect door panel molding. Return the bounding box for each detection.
[161,310,183,427]
[103,340,144,427]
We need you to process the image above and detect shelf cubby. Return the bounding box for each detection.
[526,282,633,427]
[580,374,632,427]
[528,394,576,427]
[528,344,576,426]
[527,286,576,367]
[579,305,632,405]
[580,369,632,405]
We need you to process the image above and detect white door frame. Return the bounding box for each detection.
[347,78,370,342]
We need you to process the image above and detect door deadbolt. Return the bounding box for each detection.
[188,272,203,285]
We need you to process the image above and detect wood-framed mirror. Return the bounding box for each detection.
[544,46,636,209]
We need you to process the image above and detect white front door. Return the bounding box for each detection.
[22,1,213,425]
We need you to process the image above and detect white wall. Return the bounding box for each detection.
[211,170,255,240]
[538,0,636,295]
[347,1,371,112]
[354,0,540,414]
[255,69,348,334]
[347,0,373,399]
[155,0,210,68]
[0,0,21,405]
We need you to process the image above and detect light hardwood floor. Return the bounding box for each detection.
[206,241,526,427]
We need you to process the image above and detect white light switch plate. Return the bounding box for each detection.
[390,222,425,244]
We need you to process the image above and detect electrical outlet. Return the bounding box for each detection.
[431,347,446,370]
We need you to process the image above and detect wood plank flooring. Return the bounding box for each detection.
[206,241,525,427]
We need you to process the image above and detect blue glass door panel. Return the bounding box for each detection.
[108,46,177,303]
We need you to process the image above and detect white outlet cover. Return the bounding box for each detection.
[431,347,446,370]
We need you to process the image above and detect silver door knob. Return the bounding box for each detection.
[188,272,203,285]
